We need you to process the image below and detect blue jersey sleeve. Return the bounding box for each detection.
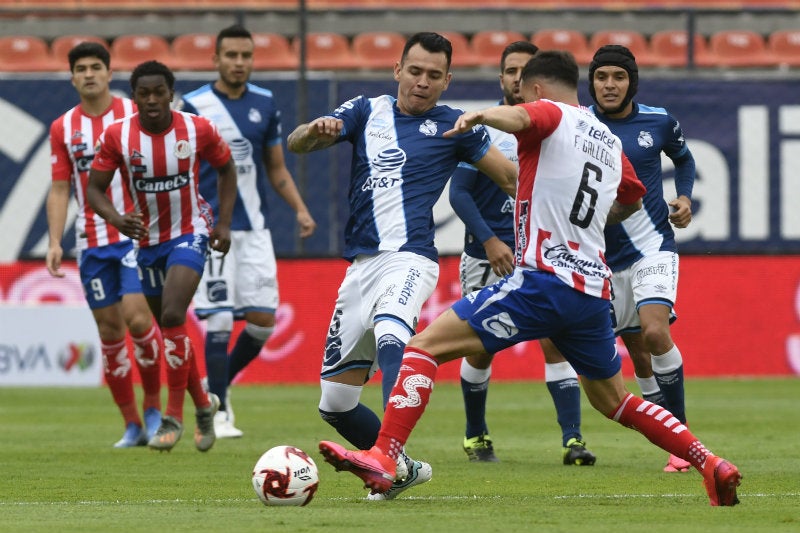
[664,114,695,199]
[328,95,368,145]
[449,164,496,245]
[455,124,492,166]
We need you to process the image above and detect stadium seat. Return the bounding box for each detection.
[50,35,110,66]
[767,30,800,68]
[437,31,480,68]
[706,30,773,67]
[531,29,592,65]
[171,33,216,71]
[351,31,406,70]
[470,30,528,67]
[649,30,710,68]
[252,33,298,70]
[0,35,60,72]
[588,30,655,66]
[110,34,172,71]
[294,32,358,70]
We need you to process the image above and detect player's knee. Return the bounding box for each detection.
[640,324,672,354]
[319,379,361,414]
[206,311,234,332]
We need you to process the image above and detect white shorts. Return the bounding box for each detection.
[610,251,678,335]
[193,228,278,319]
[459,252,503,296]
[320,251,439,379]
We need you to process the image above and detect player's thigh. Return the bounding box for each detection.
[77,244,128,310]
[408,308,487,364]
[233,229,279,314]
[610,266,639,334]
[630,251,679,319]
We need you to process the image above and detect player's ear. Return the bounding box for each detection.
[393,61,401,82]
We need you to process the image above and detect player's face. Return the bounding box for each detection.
[394,43,451,116]
[71,56,111,100]
[133,75,174,133]
[592,65,631,116]
[215,37,254,89]
[500,52,534,105]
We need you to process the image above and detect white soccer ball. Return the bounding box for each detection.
[252,445,320,506]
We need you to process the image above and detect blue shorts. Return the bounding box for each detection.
[452,269,621,380]
[136,233,208,297]
[77,241,142,309]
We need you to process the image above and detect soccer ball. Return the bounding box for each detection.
[252,445,319,506]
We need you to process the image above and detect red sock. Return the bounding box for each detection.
[162,324,191,422]
[375,348,438,461]
[131,318,162,411]
[186,345,211,409]
[101,337,140,426]
[611,393,712,471]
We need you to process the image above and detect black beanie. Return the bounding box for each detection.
[588,45,639,112]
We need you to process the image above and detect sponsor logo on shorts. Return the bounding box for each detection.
[634,264,668,283]
[206,280,228,303]
[481,312,518,339]
[398,268,421,305]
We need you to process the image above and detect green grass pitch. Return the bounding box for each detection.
[1,378,798,532]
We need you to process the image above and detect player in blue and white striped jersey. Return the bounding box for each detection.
[182,25,317,439]
[288,32,516,500]
[589,45,696,473]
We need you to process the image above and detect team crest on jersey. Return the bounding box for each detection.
[638,130,654,148]
[248,108,262,123]
[419,119,437,137]
[173,140,192,159]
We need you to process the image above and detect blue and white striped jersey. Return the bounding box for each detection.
[591,102,695,271]
[181,83,282,231]
[330,94,492,262]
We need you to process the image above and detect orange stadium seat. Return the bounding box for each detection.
[767,30,800,68]
[589,30,655,66]
[0,35,60,72]
[295,32,358,70]
[706,30,773,67]
[531,29,592,65]
[110,34,172,71]
[351,31,406,70]
[470,30,528,67]
[437,31,480,68]
[649,30,710,68]
[252,33,298,70]
[171,33,216,71]
[50,35,110,67]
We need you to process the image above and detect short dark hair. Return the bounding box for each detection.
[68,42,110,71]
[216,24,253,53]
[402,32,452,70]
[500,41,539,71]
[130,60,175,91]
[521,50,579,89]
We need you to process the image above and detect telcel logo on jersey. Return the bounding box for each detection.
[134,172,190,193]
[398,267,422,305]
[587,126,616,148]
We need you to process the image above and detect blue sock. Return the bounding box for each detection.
[461,377,490,439]
[376,334,404,408]
[228,329,264,384]
[546,377,582,446]
[654,364,686,424]
[204,330,230,410]
[319,404,381,450]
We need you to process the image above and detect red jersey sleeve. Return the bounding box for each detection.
[514,100,562,144]
[49,118,72,182]
[616,151,647,204]
[194,116,231,168]
[91,123,123,172]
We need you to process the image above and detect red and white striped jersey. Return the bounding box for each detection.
[92,110,232,247]
[513,99,645,299]
[50,97,136,250]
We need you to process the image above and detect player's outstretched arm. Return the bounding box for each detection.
[287,117,343,154]
[473,145,518,198]
[210,157,237,254]
[443,106,530,138]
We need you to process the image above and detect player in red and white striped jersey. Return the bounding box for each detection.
[46,42,163,449]
[88,60,237,453]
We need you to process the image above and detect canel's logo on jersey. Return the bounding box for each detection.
[134,172,190,193]
[419,119,437,136]
[481,312,518,339]
[638,130,655,148]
